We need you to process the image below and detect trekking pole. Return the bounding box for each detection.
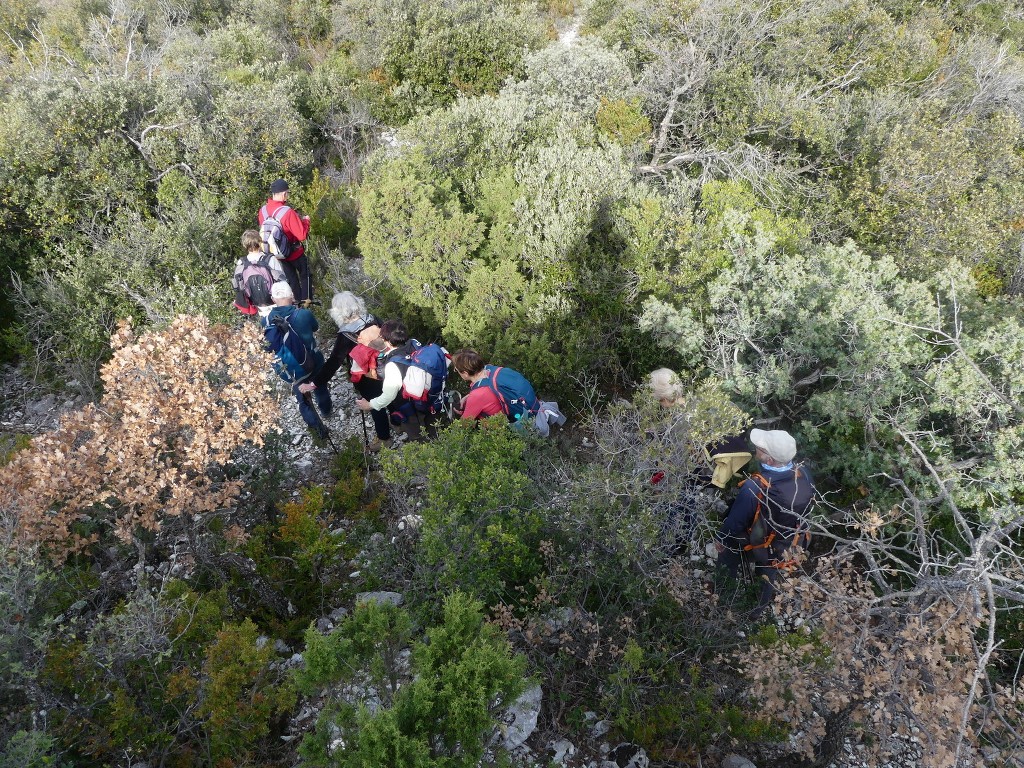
[302,391,338,454]
[357,410,373,488]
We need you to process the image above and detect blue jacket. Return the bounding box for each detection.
[717,464,815,550]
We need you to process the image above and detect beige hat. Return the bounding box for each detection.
[750,428,797,463]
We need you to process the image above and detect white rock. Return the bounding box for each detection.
[722,754,757,768]
[355,591,403,607]
[493,684,542,750]
[590,719,612,738]
[549,738,575,764]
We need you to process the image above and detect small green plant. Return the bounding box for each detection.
[298,592,528,768]
[380,420,544,611]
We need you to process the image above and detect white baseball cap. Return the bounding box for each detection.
[750,429,797,463]
[271,281,294,300]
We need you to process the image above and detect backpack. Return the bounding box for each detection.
[391,340,450,413]
[473,365,540,423]
[740,468,814,567]
[264,313,320,383]
[259,204,293,260]
[237,255,276,311]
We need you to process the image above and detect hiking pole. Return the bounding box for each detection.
[302,391,338,454]
[357,410,372,489]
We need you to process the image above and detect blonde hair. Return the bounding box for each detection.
[648,368,684,405]
[241,229,262,253]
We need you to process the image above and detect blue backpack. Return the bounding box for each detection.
[393,340,450,413]
[474,365,540,422]
[265,314,321,383]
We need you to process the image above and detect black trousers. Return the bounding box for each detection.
[280,255,312,303]
[353,377,391,440]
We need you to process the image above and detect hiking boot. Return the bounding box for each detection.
[366,437,393,453]
[299,299,314,309]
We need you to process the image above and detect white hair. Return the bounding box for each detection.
[329,291,367,329]
[648,368,684,404]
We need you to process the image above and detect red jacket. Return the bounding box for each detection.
[460,386,503,420]
[258,199,310,261]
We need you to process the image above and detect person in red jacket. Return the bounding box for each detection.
[258,178,313,303]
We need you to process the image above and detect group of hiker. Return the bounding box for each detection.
[649,367,816,616]
[231,179,562,445]
[233,179,814,618]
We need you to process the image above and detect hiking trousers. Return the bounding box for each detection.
[281,255,312,304]
[354,377,391,441]
[718,541,801,617]
[294,382,331,436]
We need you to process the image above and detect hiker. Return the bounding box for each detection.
[354,321,449,442]
[649,368,751,489]
[258,179,313,303]
[299,292,394,452]
[264,281,332,439]
[714,429,814,615]
[647,368,747,555]
[354,320,421,439]
[450,349,564,437]
[649,367,685,409]
[451,350,539,422]
[232,229,286,317]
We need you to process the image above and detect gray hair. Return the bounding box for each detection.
[648,368,684,404]
[329,291,367,329]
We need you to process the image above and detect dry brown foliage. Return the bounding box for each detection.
[0,316,277,562]
[735,554,1024,767]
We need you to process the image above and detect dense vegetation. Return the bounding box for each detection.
[2,0,1024,765]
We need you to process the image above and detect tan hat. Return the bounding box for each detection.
[750,428,797,463]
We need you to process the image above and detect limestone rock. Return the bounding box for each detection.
[493,684,542,750]
[722,755,757,768]
[355,591,404,607]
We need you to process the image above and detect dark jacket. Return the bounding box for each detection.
[717,464,814,551]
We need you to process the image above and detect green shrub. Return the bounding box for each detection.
[0,730,67,768]
[298,592,528,768]
[380,419,544,609]
[199,619,295,764]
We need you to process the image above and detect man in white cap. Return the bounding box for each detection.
[715,428,815,615]
[263,281,332,439]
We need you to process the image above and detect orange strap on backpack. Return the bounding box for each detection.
[739,470,809,568]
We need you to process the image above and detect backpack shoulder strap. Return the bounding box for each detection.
[481,366,510,416]
[738,472,770,494]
